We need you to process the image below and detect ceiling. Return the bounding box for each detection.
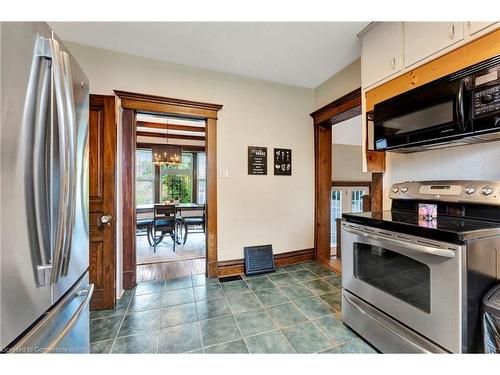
[50,22,368,88]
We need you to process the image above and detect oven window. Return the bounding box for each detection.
[353,243,431,313]
[381,100,454,136]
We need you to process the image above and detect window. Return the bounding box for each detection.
[197,153,206,204]
[136,149,154,205]
[160,153,193,203]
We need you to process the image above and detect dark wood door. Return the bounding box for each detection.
[89,95,116,310]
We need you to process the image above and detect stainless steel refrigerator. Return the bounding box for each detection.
[1,22,93,353]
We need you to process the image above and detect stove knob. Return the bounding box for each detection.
[464,186,476,195]
[482,186,493,196]
[401,187,408,193]
[392,187,399,193]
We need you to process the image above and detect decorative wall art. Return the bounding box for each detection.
[274,148,292,176]
[248,146,268,175]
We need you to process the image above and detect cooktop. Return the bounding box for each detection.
[343,210,500,244]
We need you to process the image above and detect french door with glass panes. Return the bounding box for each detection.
[331,186,369,254]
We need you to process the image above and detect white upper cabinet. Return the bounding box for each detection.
[362,22,403,88]
[404,22,464,68]
[467,21,497,35]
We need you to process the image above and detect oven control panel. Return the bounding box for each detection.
[389,180,500,205]
[473,86,500,117]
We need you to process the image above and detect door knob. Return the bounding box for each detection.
[100,215,113,227]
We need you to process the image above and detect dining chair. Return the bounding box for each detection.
[182,204,206,245]
[152,204,177,253]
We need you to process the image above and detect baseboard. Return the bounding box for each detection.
[217,248,316,277]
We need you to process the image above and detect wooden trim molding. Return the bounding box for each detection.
[216,249,316,277]
[116,90,222,287]
[115,90,223,120]
[137,121,206,133]
[136,143,206,153]
[332,180,371,190]
[310,88,362,125]
[136,131,205,142]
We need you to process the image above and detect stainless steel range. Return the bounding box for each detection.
[341,180,500,353]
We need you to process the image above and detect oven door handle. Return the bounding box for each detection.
[344,227,456,258]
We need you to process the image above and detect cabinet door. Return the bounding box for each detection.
[404,22,464,68]
[467,21,498,35]
[362,22,403,88]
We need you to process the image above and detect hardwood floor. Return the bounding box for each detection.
[136,232,205,265]
[324,257,341,274]
[136,258,206,282]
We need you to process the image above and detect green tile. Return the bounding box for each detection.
[192,274,219,287]
[268,273,299,286]
[111,332,158,354]
[118,309,161,337]
[164,276,192,291]
[314,315,358,345]
[90,340,113,354]
[282,321,334,353]
[323,275,341,288]
[304,263,336,277]
[303,279,338,295]
[321,339,377,353]
[194,284,224,301]
[282,263,307,272]
[288,269,319,282]
[199,316,241,347]
[204,339,249,354]
[265,302,308,328]
[161,302,198,328]
[129,293,162,311]
[319,292,341,311]
[280,284,314,300]
[226,293,262,314]
[162,288,195,307]
[221,280,251,296]
[196,297,232,320]
[90,316,123,343]
[254,288,289,307]
[158,322,202,353]
[90,308,126,320]
[294,296,335,319]
[245,330,295,353]
[244,277,276,291]
[135,280,165,295]
[235,310,275,337]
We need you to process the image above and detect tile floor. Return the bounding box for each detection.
[90,261,377,354]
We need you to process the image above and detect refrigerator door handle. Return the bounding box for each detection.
[44,283,94,352]
[30,36,54,286]
[60,51,77,277]
[49,37,70,284]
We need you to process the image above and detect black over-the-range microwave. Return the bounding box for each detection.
[373,56,500,152]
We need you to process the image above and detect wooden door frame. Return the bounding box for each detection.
[89,94,117,309]
[114,90,223,288]
[309,88,382,266]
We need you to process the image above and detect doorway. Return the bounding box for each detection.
[115,90,222,289]
[135,114,207,272]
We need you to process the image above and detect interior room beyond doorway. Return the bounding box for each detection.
[135,113,207,271]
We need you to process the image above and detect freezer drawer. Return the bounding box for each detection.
[6,273,93,353]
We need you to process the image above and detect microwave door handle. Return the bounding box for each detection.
[344,226,456,258]
[456,79,466,131]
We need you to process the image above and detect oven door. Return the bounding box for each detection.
[373,77,470,151]
[341,222,465,353]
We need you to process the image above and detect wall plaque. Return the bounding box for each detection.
[274,148,292,176]
[248,146,267,175]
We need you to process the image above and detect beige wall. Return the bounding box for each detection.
[332,144,371,182]
[66,43,315,262]
[314,58,361,109]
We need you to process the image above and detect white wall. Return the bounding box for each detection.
[66,43,315,262]
[383,142,500,208]
[333,144,371,182]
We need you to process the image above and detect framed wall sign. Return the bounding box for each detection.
[248,146,268,175]
[274,148,292,176]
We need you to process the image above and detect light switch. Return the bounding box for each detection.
[220,169,230,178]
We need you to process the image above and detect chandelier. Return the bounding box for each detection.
[152,144,182,166]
